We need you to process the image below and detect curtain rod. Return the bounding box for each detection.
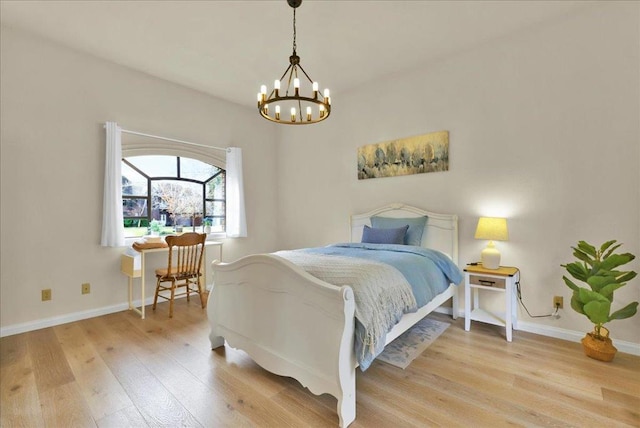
[120,128,228,152]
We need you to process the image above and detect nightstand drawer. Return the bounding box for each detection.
[469,274,506,289]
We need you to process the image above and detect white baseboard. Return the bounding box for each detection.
[3,302,639,357]
[438,307,639,356]
[516,320,640,356]
[0,296,157,338]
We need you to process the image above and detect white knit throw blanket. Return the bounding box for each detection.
[275,251,417,358]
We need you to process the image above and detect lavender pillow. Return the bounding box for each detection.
[361,225,409,245]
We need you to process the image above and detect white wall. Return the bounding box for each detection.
[0,27,279,330]
[2,3,639,348]
[277,3,640,344]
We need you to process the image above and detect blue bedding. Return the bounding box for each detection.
[300,243,463,370]
[303,243,462,307]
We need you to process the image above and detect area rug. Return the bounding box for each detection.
[376,317,450,369]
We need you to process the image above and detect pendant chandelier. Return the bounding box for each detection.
[257,0,331,125]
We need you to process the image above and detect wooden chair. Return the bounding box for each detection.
[153,232,207,318]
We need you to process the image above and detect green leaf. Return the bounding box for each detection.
[572,248,594,266]
[609,302,639,320]
[583,300,611,324]
[562,276,581,292]
[590,261,603,277]
[617,271,637,283]
[586,275,617,293]
[563,262,588,282]
[570,292,585,315]
[600,253,635,271]
[599,282,624,301]
[577,241,597,258]
[599,239,617,253]
[602,242,622,259]
[578,288,609,304]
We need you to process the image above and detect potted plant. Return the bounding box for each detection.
[562,240,638,362]
[203,218,212,234]
[149,219,163,236]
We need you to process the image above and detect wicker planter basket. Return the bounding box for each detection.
[581,327,617,362]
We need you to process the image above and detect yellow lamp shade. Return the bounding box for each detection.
[474,217,509,241]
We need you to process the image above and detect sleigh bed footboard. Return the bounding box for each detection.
[208,254,357,427]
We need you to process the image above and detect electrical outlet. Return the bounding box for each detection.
[553,295,564,309]
[42,289,52,301]
[82,283,91,295]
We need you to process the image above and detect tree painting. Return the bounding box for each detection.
[357,131,449,180]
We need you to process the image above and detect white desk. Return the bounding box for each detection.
[120,240,223,319]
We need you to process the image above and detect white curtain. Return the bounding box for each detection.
[226,147,247,237]
[101,122,125,247]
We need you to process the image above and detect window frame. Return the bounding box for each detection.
[121,140,227,239]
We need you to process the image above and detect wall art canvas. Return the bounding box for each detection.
[357,130,449,180]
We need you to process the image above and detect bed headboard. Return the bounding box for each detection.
[350,203,459,265]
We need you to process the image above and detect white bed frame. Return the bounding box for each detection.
[207,204,459,427]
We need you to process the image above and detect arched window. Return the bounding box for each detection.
[121,155,225,237]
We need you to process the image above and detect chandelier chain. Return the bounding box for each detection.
[292,8,297,54]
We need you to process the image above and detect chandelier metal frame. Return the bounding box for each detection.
[257,0,331,125]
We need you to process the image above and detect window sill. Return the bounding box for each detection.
[207,232,227,241]
[123,232,227,247]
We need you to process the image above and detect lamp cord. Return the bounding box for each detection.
[515,269,560,318]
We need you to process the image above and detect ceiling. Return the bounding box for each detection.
[1,1,591,109]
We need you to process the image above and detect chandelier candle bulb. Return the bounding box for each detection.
[313,81,319,97]
[291,107,296,122]
[275,105,281,120]
[319,104,325,118]
[274,79,280,97]
[260,85,267,102]
[306,106,312,121]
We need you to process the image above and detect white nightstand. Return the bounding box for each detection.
[464,264,520,342]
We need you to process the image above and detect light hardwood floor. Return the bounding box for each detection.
[2,298,639,427]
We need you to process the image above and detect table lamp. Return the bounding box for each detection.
[474,217,509,269]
